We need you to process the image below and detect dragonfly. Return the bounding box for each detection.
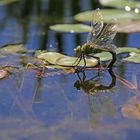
[74,8,118,70]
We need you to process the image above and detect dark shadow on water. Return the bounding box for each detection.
[74,69,116,95]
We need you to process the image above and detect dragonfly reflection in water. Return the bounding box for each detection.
[74,69,116,95]
[74,8,118,70]
[74,69,116,126]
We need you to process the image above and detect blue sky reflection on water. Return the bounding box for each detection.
[0,69,140,140]
[0,0,140,140]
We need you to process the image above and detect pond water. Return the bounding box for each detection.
[0,0,140,140]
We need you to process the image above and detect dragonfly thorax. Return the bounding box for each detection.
[75,43,95,55]
[82,43,94,54]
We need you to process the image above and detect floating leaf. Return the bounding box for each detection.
[50,24,91,33]
[0,44,26,55]
[123,52,140,63]
[117,21,140,33]
[94,52,112,61]
[35,51,98,67]
[50,10,140,33]
[35,47,140,69]
[99,0,140,9]
[74,9,140,24]
[0,0,17,6]
[46,65,72,70]
[116,47,140,54]
[34,50,48,56]
[94,47,140,61]
[56,56,98,67]
[35,52,65,64]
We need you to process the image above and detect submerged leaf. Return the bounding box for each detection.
[50,24,91,33]
[74,9,140,24]
[0,54,5,58]
[121,104,140,120]
[121,95,140,120]
[0,44,26,54]
[99,0,140,9]
[0,69,10,79]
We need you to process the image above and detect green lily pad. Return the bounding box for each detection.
[0,44,26,54]
[94,52,112,61]
[123,52,140,63]
[93,47,140,61]
[34,50,48,57]
[74,9,140,24]
[35,47,140,69]
[0,0,18,6]
[56,56,98,67]
[116,47,140,54]
[35,52,66,64]
[35,51,98,67]
[46,65,72,70]
[50,24,91,33]
[99,0,140,9]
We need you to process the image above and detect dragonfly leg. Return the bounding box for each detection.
[87,54,102,73]
[74,52,87,72]
[74,54,84,72]
[73,53,83,66]
[107,50,116,70]
[77,53,87,71]
[77,70,86,81]
[101,47,117,70]
[37,65,46,77]
[81,53,87,69]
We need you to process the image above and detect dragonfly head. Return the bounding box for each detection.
[74,45,82,53]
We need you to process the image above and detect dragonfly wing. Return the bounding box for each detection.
[95,19,118,47]
[87,8,103,44]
